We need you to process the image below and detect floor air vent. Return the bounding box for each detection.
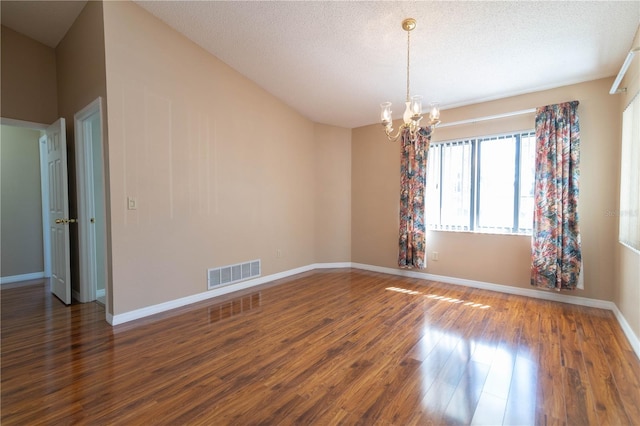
[208,259,261,290]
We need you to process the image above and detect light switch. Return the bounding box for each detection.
[127,196,137,210]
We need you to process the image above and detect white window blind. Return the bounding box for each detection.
[426,130,535,235]
[619,92,640,251]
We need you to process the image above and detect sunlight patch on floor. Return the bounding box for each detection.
[385,287,491,309]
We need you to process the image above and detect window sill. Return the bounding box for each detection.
[427,228,531,237]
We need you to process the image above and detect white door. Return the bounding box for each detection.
[46,118,72,305]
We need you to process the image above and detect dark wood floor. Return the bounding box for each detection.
[2,269,639,425]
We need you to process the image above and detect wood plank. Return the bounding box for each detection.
[557,307,599,425]
[535,300,567,425]
[592,315,640,423]
[576,306,631,425]
[470,391,506,425]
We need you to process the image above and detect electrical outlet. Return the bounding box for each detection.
[431,252,439,261]
[276,249,282,258]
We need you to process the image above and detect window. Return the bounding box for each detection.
[426,130,535,234]
[619,92,640,251]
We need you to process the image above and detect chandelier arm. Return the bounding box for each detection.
[385,125,405,142]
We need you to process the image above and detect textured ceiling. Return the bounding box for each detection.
[3,1,639,129]
[133,1,639,129]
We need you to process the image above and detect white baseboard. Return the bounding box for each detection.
[312,262,353,269]
[0,272,45,285]
[107,261,640,359]
[611,304,640,357]
[72,288,106,304]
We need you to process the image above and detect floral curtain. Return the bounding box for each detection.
[399,127,432,269]
[531,101,582,290]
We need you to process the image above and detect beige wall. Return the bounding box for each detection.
[55,0,109,296]
[314,124,352,263]
[0,125,44,277]
[615,26,640,339]
[353,78,621,303]
[1,26,58,124]
[102,1,350,314]
[56,1,107,136]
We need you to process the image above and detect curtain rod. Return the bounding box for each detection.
[610,47,640,95]
[438,108,536,128]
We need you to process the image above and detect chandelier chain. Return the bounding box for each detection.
[406,30,411,102]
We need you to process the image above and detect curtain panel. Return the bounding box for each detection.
[399,127,432,269]
[531,101,582,290]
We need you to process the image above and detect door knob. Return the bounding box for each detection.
[54,218,78,224]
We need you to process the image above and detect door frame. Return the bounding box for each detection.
[0,117,50,278]
[39,133,51,278]
[74,97,108,307]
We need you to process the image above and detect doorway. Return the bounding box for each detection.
[0,117,72,305]
[1,103,109,320]
[0,120,48,283]
[75,98,108,307]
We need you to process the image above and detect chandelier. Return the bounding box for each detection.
[380,18,441,142]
